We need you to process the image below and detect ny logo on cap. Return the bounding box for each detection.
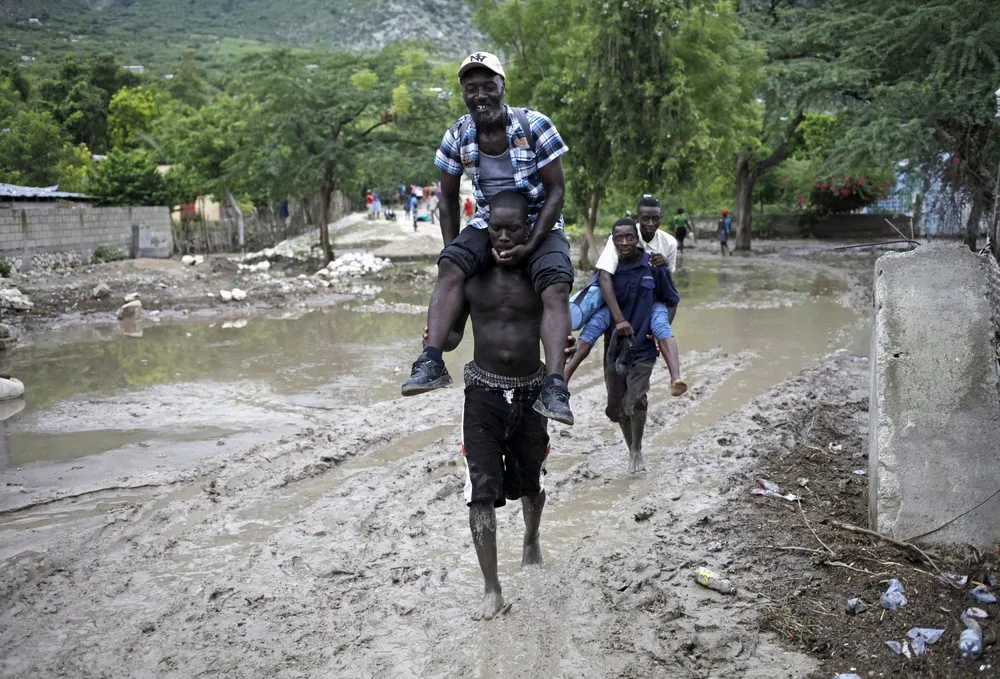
[469,53,487,62]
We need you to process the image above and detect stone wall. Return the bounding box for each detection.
[868,244,1000,547]
[0,203,173,270]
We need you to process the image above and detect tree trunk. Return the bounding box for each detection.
[733,112,805,252]
[319,179,334,265]
[990,159,1000,262]
[227,192,245,254]
[734,152,753,251]
[580,188,602,269]
[965,189,983,252]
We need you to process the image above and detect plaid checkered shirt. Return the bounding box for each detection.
[434,105,568,231]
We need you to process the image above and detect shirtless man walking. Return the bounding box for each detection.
[436,190,570,620]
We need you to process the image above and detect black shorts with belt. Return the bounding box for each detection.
[462,362,550,507]
[440,226,574,294]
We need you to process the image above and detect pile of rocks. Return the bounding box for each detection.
[218,288,248,303]
[0,283,33,311]
[30,251,85,272]
[238,260,271,273]
[242,232,323,265]
[315,252,391,280]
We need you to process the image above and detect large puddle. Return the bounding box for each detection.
[0,254,866,474]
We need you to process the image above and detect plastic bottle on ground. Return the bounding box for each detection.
[695,568,737,594]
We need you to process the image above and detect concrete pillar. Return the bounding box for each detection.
[869,244,1000,547]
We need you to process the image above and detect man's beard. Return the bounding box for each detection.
[471,103,504,127]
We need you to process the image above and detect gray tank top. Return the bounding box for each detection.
[478,149,516,203]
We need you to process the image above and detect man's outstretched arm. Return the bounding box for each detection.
[438,171,462,246]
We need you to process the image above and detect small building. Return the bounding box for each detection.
[27,17,40,24]
[305,64,319,71]
[0,183,94,209]
[20,56,35,62]
[126,65,145,74]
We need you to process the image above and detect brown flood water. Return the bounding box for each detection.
[0,254,864,473]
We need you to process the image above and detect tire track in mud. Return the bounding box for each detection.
[0,345,829,678]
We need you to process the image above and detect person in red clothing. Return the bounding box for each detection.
[366,191,375,220]
[463,197,475,224]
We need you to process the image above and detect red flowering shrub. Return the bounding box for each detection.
[809,174,890,215]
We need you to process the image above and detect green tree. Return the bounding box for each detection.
[166,49,210,108]
[815,0,1000,252]
[228,47,447,262]
[153,95,249,199]
[108,85,159,148]
[88,149,170,206]
[472,0,760,266]
[0,110,78,187]
[38,53,141,153]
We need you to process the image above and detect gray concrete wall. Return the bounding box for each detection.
[869,243,1000,547]
[0,203,173,269]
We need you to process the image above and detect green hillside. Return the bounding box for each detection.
[0,0,481,75]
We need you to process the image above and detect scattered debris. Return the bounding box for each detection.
[750,478,801,502]
[0,286,33,311]
[958,615,983,660]
[316,252,391,280]
[902,627,945,656]
[91,283,110,299]
[695,567,737,594]
[844,598,869,615]
[231,288,247,302]
[880,578,908,611]
[116,300,142,320]
[181,254,205,266]
[970,584,996,604]
[123,292,140,303]
[936,572,969,588]
[884,639,910,658]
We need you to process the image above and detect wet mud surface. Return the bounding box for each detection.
[3,243,982,678]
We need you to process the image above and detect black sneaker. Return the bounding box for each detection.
[533,380,575,425]
[614,335,635,376]
[400,351,453,396]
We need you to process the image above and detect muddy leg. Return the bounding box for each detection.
[628,410,647,473]
[618,416,633,453]
[469,501,505,620]
[520,490,545,567]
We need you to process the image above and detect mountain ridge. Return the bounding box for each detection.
[0,0,482,73]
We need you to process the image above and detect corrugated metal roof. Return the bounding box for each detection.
[0,183,93,200]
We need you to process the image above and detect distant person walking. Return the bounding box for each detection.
[463,197,475,224]
[672,208,693,251]
[366,191,375,220]
[408,194,419,228]
[718,210,732,256]
[373,194,382,219]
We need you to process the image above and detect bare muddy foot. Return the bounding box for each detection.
[521,540,543,567]
[628,450,646,474]
[471,589,506,621]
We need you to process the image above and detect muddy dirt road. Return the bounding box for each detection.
[0,246,887,678]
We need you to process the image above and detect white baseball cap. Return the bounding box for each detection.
[457,51,506,80]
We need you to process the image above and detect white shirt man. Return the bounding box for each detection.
[596,227,677,274]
